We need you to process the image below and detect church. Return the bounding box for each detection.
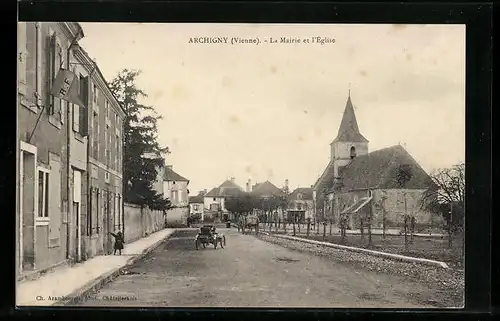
[312,94,441,230]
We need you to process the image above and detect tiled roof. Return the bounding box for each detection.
[331,145,435,192]
[250,181,285,197]
[313,160,336,193]
[205,180,244,197]
[289,187,314,200]
[189,195,204,203]
[163,167,189,182]
[332,96,369,143]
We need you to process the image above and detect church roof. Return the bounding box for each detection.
[329,145,436,192]
[250,181,285,198]
[332,96,369,143]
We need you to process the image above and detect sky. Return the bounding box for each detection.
[79,23,465,194]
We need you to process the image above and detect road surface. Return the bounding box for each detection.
[75,227,438,308]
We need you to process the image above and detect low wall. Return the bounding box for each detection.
[123,203,165,243]
[165,206,189,227]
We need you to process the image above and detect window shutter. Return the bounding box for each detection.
[72,75,80,132]
[73,104,80,132]
[17,22,27,87]
[56,42,64,122]
[80,105,88,137]
[47,33,56,115]
[80,76,89,136]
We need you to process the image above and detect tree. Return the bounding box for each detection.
[109,69,170,211]
[420,162,465,248]
[393,164,414,251]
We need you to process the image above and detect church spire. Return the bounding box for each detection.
[332,93,369,143]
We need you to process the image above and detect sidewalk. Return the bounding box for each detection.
[16,228,176,307]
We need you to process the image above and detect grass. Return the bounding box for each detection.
[267,227,464,269]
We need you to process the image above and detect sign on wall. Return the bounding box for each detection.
[50,68,86,107]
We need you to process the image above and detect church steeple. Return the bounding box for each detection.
[332,94,369,143]
[329,91,369,176]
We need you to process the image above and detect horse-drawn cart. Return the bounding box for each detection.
[195,225,226,250]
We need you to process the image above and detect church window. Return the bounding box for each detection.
[350,146,357,159]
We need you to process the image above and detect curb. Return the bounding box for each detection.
[261,232,449,269]
[55,230,176,306]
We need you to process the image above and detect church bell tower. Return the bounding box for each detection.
[330,91,369,179]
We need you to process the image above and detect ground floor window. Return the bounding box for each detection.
[37,170,49,218]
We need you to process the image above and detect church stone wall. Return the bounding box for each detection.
[330,188,442,230]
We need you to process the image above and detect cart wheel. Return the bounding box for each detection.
[195,239,199,250]
[223,235,226,247]
[219,237,224,249]
[214,240,217,249]
[202,242,206,249]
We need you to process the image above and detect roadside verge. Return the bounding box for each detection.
[261,232,449,269]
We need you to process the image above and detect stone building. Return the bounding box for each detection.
[313,94,439,229]
[17,22,125,279]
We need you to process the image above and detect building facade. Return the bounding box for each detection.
[75,45,126,259]
[163,165,190,207]
[17,22,85,277]
[189,194,205,221]
[204,178,243,220]
[17,22,125,279]
[288,187,314,222]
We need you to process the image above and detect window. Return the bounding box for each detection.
[38,170,49,218]
[116,134,119,169]
[92,111,99,159]
[93,85,98,104]
[213,197,216,201]
[171,190,178,203]
[105,172,110,183]
[48,32,61,117]
[350,146,357,159]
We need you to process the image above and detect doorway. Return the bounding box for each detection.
[20,147,36,272]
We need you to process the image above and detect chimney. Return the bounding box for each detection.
[230,177,235,183]
[166,165,173,170]
[246,179,252,192]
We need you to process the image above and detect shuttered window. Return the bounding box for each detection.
[17,22,27,91]
[72,73,80,133]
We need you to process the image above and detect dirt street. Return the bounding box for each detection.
[75,228,441,308]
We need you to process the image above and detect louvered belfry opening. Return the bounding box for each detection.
[350,146,357,159]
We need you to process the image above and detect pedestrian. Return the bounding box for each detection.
[110,231,125,255]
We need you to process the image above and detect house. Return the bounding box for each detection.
[248,180,286,219]
[16,22,125,278]
[189,193,205,221]
[204,177,243,221]
[79,44,126,260]
[163,165,190,207]
[288,187,314,223]
[313,93,438,229]
[18,22,83,277]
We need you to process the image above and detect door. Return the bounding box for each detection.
[21,151,36,271]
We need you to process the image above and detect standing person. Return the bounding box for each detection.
[110,231,125,255]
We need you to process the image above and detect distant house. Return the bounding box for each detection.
[189,193,205,221]
[163,165,190,207]
[245,179,292,220]
[313,93,439,229]
[204,177,243,221]
[288,187,314,222]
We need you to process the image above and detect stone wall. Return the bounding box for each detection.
[165,206,190,227]
[123,203,165,243]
